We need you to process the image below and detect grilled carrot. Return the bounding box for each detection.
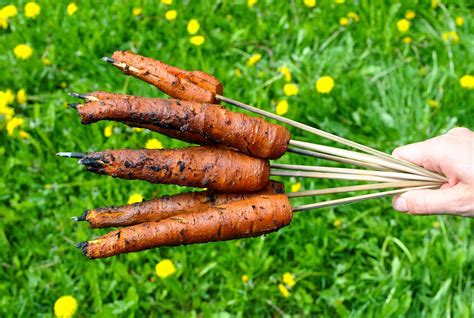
[80,181,285,228]
[79,194,293,259]
[76,93,290,159]
[79,146,270,192]
[111,50,223,103]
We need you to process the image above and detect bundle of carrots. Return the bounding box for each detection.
[59,51,446,259]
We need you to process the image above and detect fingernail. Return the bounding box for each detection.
[393,197,408,212]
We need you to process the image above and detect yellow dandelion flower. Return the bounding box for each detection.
[455,16,464,27]
[431,0,438,9]
[190,35,205,46]
[290,182,301,192]
[316,76,335,94]
[132,7,142,16]
[155,259,176,278]
[66,2,77,16]
[432,221,440,229]
[397,19,410,33]
[226,14,233,22]
[128,193,143,204]
[283,272,296,287]
[2,4,17,18]
[234,68,242,78]
[13,44,33,60]
[6,117,24,135]
[165,10,177,21]
[426,99,439,108]
[339,17,349,26]
[24,2,41,19]
[276,100,289,115]
[54,295,78,318]
[187,19,200,35]
[103,125,113,137]
[0,15,8,30]
[402,36,412,44]
[145,138,163,149]
[442,31,459,44]
[460,75,474,89]
[42,57,51,65]
[248,0,258,7]
[17,89,27,104]
[278,283,290,298]
[283,83,299,96]
[333,219,342,228]
[4,89,15,105]
[0,105,14,119]
[161,0,173,5]
[347,12,359,22]
[246,53,262,67]
[304,0,316,8]
[19,130,30,139]
[241,274,249,283]
[278,66,292,82]
[405,10,415,20]
[132,127,144,132]
[335,0,345,3]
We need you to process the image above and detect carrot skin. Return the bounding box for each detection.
[84,181,285,228]
[79,146,270,192]
[83,194,293,259]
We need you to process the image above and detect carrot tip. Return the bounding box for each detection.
[68,103,78,109]
[101,56,116,64]
[75,241,89,255]
[68,92,89,100]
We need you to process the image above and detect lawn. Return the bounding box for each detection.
[0,0,472,317]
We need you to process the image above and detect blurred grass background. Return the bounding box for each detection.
[0,0,473,317]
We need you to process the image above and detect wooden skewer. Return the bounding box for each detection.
[271,164,437,182]
[292,185,439,212]
[287,181,440,198]
[215,95,447,182]
[100,57,446,182]
[290,140,443,182]
[270,169,405,183]
[287,147,389,171]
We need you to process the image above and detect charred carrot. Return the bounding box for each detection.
[78,194,293,259]
[78,146,270,192]
[78,181,285,228]
[75,93,290,159]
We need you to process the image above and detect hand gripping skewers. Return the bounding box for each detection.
[59,51,445,259]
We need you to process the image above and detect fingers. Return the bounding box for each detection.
[392,187,464,215]
[447,127,472,136]
[392,136,446,174]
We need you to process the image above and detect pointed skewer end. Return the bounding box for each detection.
[56,152,85,159]
[101,56,117,64]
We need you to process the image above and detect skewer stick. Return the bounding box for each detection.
[287,181,439,198]
[292,185,439,212]
[69,92,99,102]
[290,140,443,182]
[270,169,404,183]
[100,56,445,182]
[216,94,447,182]
[56,152,85,158]
[271,164,437,182]
[287,147,389,171]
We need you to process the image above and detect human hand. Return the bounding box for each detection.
[392,127,474,217]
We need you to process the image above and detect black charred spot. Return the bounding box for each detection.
[180,124,189,132]
[150,165,161,172]
[178,161,186,172]
[208,193,217,204]
[225,119,231,125]
[251,205,256,209]
[202,179,210,187]
[125,161,132,168]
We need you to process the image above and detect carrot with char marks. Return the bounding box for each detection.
[111,50,223,103]
[79,194,293,259]
[75,93,290,159]
[86,91,210,145]
[79,146,270,192]
[79,181,285,228]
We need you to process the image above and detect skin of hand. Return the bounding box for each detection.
[392,127,474,217]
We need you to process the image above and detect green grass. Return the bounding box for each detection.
[0,0,473,317]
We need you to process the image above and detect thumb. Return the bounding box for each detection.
[392,187,462,215]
